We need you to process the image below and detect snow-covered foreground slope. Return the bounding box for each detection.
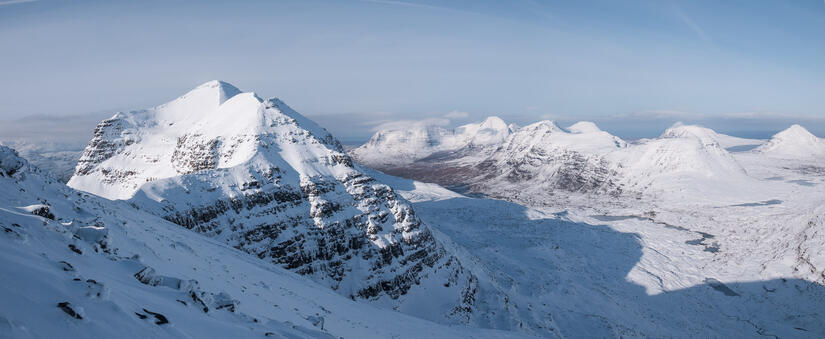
[0,145,530,339]
[66,81,537,332]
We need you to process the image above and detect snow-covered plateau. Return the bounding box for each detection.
[3,81,825,338]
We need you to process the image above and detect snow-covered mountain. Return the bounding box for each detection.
[350,116,512,166]
[0,145,530,339]
[659,122,763,149]
[754,124,825,159]
[351,120,772,206]
[607,123,753,198]
[66,81,533,330]
[472,120,626,199]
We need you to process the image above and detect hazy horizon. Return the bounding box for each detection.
[1,0,824,143]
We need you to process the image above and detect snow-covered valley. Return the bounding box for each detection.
[353,116,825,337]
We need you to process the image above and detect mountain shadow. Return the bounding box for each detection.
[413,196,825,338]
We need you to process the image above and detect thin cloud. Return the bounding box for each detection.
[360,0,482,16]
[444,110,469,119]
[371,118,449,132]
[673,7,711,43]
[0,0,38,6]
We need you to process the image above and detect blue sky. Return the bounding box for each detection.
[1,0,824,142]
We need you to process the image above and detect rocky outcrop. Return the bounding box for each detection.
[171,134,220,174]
[0,146,26,177]
[74,116,135,177]
[478,148,623,196]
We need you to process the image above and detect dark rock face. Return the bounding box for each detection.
[477,148,623,197]
[172,134,220,174]
[153,168,478,312]
[139,309,169,325]
[74,116,134,177]
[68,244,83,255]
[57,301,82,319]
[0,147,26,177]
[30,205,55,220]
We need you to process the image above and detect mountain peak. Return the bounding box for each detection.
[479,116,508,129]
[754,124,825,158]
[167,80,243,109]
[776,124,817,139]
[567,121,602,134]
[196,80,242,96]
[524,120,563,133]
[661,123,718,141]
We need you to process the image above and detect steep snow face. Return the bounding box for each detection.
[0,145,528,339]
[350,116,511,166]
[66,81,509,328]
[754,124,825,158]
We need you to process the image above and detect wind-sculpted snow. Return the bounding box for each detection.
[67,81,521,329]
[0,145,530,338]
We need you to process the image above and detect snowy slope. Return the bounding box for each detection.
[754,124,825,159]
[0,145,531,339]
[66,81,527,331]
